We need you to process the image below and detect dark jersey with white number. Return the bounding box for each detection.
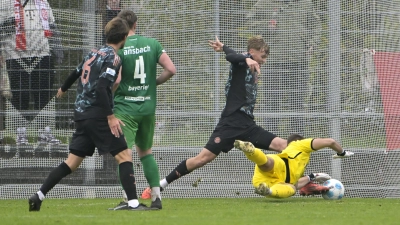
[220,45,258,128]
[73,45,121,121]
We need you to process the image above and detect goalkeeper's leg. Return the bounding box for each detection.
[269,183,296,198]
[251,162,295,198]
[253,181,296,198]
[234,140,275,172]
[234,140,268,166]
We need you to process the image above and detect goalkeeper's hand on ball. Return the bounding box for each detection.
[309,173,331,183]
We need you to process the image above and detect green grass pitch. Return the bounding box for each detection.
[1,198,399,225]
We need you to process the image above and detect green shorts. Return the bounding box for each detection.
[115,114,155,151]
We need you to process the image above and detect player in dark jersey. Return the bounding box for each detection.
[28,17,155,211]
[142,36,288,193]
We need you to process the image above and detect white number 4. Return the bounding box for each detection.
[134,55,146,84]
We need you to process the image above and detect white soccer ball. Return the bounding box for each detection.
[321,179,345,200]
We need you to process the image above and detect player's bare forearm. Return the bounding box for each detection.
[157,53,176,85]
[295,176,311,190]
[112,83,119,93]
[312,138,344,154]
[313,138,354,159]
[330,141,344,154]
[156,70,174,85]
[113,69,121,93]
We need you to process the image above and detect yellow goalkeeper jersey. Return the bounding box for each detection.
[277,138,315,184]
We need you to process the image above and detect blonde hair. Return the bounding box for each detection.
[247,35,269,55]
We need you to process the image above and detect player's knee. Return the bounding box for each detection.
[65,153,84,171]
[270,183,296,198]
[114,149,132,164]
[258,156,274,172]
[192,157,209,168]
[192,150,216,168]
[137,147,152,158]
[257,162,271,172]
[270,137,287,152]
[64,161,79,172]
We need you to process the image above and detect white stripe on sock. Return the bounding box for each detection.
[128,199,139,208]
[37,191,45,201]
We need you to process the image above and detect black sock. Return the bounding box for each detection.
[338,150,346,156]
[119,161,138,201]
[40,162,72,195]
[166,160,191,184]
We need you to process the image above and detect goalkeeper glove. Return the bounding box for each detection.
[333,150,354,159]
[308,173,331,183]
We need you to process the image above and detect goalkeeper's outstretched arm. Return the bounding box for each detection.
[295,172,331,189]
[311,138,354,158]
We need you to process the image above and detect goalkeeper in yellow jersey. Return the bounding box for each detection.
[234,134,354,198]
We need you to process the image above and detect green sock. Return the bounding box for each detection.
[140,154,160,188]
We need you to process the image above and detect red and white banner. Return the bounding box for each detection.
[374,52,400,150]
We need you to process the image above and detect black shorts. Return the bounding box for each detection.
[69,119,128,157]
[204,121,277,155]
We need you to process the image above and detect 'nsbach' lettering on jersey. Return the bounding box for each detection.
[114,35,165,116]
[123,45,151,55]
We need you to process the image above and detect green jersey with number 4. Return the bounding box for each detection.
[114,35,165,115]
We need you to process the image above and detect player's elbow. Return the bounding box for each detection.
[325,138,337,147]
[225,54,234,62]
[312,138,337,150]
[114,78,121,86]
[166,64,176,76]
[112,83,119,93]
[112,79,120,93]
[159,53,176,76]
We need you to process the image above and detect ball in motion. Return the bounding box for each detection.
[321,179,345,200]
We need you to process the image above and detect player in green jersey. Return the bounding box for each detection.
[111,10,176,210]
